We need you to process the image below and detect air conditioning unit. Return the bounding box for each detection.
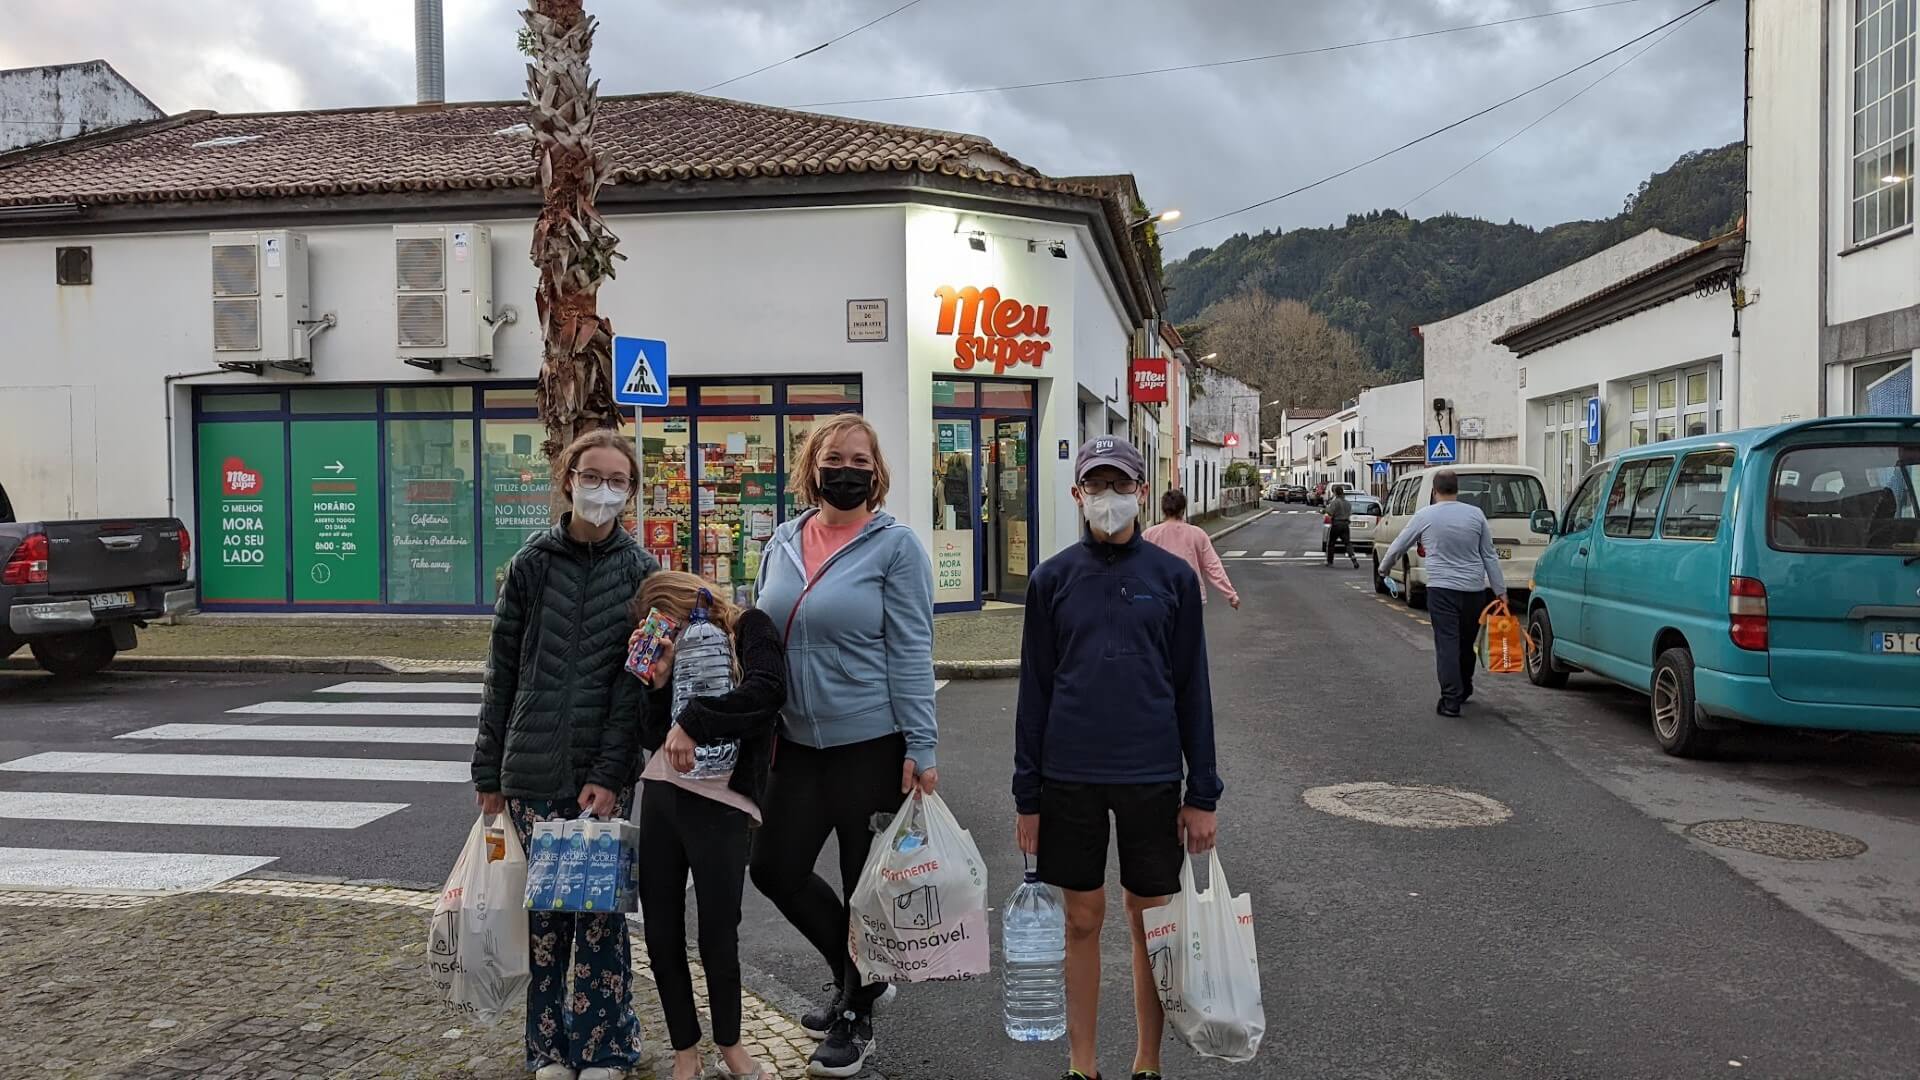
[210,230,311,374]
[394,224,494,371]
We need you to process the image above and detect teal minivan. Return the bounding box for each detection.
[1524,417,1920,756]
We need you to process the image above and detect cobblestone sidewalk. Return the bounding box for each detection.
[0,881,816,1080]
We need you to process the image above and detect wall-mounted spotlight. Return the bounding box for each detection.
[1049,242,1067,260]
[967,231,986,251]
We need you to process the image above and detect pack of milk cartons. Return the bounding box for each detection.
[525,814,639,913]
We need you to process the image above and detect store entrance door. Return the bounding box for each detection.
[982,417,1033,603]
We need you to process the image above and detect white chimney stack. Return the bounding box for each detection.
[415,0,445,104]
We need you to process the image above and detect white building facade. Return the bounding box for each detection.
[1350,378,1425,495]
[1496,234,1744,509]
[1418,229,1698,464]
[0,95,1163,614]
[1743,0,1917,422]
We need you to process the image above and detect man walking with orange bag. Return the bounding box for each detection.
[1378,470,1506,717]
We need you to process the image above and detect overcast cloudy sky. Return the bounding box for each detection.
[0,0,1744,257]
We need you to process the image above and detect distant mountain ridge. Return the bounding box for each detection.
[1163,142,1745,378]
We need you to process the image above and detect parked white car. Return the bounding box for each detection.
[1371,465,1549,606]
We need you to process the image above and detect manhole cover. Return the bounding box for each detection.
[1684,819,1867,861]
[1303,782,1512,829]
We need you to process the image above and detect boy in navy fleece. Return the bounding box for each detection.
[1014,436,1222,1080]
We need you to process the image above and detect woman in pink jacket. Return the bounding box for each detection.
[1141,489,1240,609]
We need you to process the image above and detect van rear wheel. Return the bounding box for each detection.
[1526,607,1570,689]
[1402,559,1427,610]
[1372,552,1388,594]
[1651,647,1715,758]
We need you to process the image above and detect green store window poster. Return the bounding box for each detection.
[197,422,289,603]
[291,421,381,603]
[385,419,477,605]
[482,420,552,600]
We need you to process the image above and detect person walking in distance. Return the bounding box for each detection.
[1015,436,1222,1080]
[1378,469,1507,717]
[1325,484,1359,568]
[750,413,938,1079]
[1141,488,1239,609]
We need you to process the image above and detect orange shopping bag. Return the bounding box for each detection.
[1476,597,1530,674]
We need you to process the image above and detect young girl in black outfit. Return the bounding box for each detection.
[631,572,785,1080]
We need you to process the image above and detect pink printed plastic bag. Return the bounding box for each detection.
[848,791,990,984]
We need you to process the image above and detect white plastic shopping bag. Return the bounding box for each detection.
[848,791,990,984]
[428,814,530,1025]
[1140,850,1264,1062]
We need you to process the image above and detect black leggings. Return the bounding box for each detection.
[637,781,753,1051]
[748,733,906,1000]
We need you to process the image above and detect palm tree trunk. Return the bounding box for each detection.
[523,0,625,509]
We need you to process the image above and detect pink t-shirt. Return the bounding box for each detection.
[641,750,760,824]
[1141,519,1239,606]
[803,513,872,580]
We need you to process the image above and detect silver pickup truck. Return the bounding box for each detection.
[0,480,195,677]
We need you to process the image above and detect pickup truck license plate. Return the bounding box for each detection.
[1874,632,1920,655]
[1496,547,1513,559]
[88,591,135,611]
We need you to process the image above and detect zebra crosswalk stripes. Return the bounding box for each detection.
[0,675,483,895]
[0,675,963,897]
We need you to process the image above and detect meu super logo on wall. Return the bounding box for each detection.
[933,285,1052,375]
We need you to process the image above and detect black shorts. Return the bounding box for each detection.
[1036,781,1183,898]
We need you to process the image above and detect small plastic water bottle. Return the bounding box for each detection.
[1002,870,1067,1042]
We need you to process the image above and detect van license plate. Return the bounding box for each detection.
[88,592,134,611]
[1496,547,1512,559]
[1874,632,1920,655]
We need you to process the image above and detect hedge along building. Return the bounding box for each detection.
[0,93,1166,614]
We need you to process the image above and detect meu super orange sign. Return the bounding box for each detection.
[933,285,1052,375]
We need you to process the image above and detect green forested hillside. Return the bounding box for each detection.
[1164,142,1744,378]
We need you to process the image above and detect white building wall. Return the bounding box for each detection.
[0,61,162,152]
[1421,229,1697,463]
[0,202,1137,577]
[1354,378,1425,463]
[1517,292,1736,505]
[1745,0,1918,423]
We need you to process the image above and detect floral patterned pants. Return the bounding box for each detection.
[508,794,646,1072]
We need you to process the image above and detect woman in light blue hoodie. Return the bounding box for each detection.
[750,413,937,1079]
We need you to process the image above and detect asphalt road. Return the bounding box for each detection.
[5,502,1920,1078]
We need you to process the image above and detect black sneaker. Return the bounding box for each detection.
[1133,1072,1164,1080]
[800,983,848,1041]
[806,1011,874,1078]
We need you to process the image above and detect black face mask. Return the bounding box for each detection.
[818,467,875,512]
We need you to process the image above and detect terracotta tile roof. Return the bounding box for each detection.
[1383,443,1427,462]
[0,92,1107,208]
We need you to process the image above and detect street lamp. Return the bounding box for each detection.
[1128,208,1181,229]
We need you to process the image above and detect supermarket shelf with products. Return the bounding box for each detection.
[634,379,861,606]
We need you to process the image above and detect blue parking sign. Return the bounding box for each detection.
[1584,396,1602,446]
[612,336,669,407]
[1425,434,1457,464]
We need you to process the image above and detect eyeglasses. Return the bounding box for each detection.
[1078,478,1141,495]
[571,469,633,495]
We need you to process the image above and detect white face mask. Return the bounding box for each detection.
[571,483,626,527]
[1081,489,1139,536]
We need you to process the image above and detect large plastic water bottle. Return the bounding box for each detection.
[1002,870,1067,1041]
[668,592,739,779]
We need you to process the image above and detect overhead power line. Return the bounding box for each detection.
[1165,0,1723,236]
[790,0,1655,108]
[1400,2,1714,211]
[700,0,928,94]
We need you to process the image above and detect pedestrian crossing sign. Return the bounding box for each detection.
[612,336,669,407]
[1425,434,1457,464]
